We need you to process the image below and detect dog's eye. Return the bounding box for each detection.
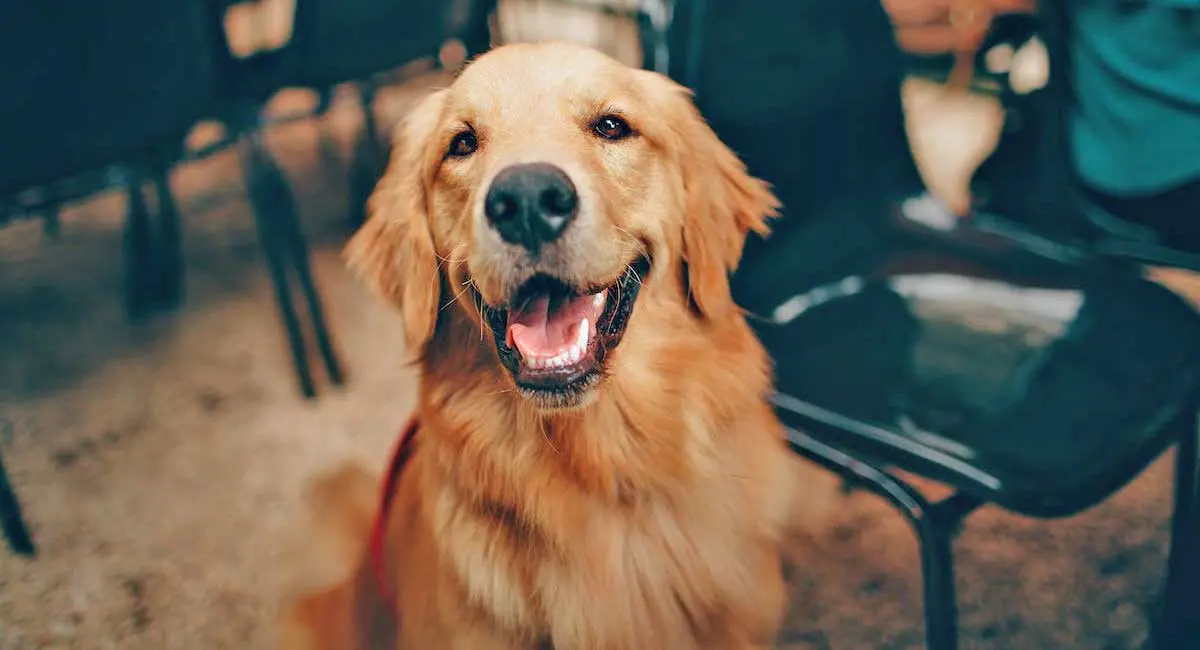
[591,115,633,141]
[447,130,478,158]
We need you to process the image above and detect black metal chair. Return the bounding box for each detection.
[0,0,498,555]
[652,1,1200,648]
[0,0,222,557]
[745,200,1200,650]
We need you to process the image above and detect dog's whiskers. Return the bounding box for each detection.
[613,225,640,247]
[441,279,474,313]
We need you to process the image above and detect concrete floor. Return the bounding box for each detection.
[0,9,1186,650]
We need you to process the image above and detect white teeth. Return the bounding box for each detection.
[593,292,606,309]
[575,318,590,353]
[564,319,587,365]
[522,318,592,371]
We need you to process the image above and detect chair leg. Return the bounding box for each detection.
[275,177,345,387]
[914,507,963,650]
[238,133,317,399]
[1156,412,1199,649]
[783,427,973,650]
[123,170,156,318]
[1171,413,1198,530]
[0,446,35,556]
[150,166,184,309]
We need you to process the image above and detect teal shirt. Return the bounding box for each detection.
[1070,1,1200,195]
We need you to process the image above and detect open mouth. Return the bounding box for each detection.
[480,257,651,402]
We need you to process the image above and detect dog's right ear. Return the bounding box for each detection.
[346,90,447,357]
[638,72,779,321]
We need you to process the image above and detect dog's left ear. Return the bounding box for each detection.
[644,72,780,320]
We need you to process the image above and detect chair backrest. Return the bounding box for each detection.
[654,0,928,314]
[662,0,925,231]
[0,0,218,195]
[285,0,498,87]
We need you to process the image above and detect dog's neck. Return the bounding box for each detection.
[412,291,771,505]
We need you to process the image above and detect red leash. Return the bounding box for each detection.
[368,416,420,607]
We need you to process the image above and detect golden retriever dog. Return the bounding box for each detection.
[281,41,803,649]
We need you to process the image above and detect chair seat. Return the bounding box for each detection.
[744,196,1200,518]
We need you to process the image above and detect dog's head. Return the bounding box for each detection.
[348,42,778,411]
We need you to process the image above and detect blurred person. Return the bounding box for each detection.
[884,0,1200,251]
[884,0,1038,53]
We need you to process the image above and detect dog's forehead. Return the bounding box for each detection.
[448,43,637,125]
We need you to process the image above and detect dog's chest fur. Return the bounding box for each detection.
[430,445,777,649]
[410,317,787,648]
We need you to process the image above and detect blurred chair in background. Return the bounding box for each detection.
[202,0,497,398]
[650,1,1200,648]
[0,0,219,557]
[0,0,498,555]
[1,0,218,316]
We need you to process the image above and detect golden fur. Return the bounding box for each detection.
[280,42,805,649]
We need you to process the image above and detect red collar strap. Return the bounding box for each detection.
[368,416,420,608]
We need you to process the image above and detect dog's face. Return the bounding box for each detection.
[348,42,778,411]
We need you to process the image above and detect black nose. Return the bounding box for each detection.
[484,163,579,252]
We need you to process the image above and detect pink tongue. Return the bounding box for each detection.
[507,295,592,358]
